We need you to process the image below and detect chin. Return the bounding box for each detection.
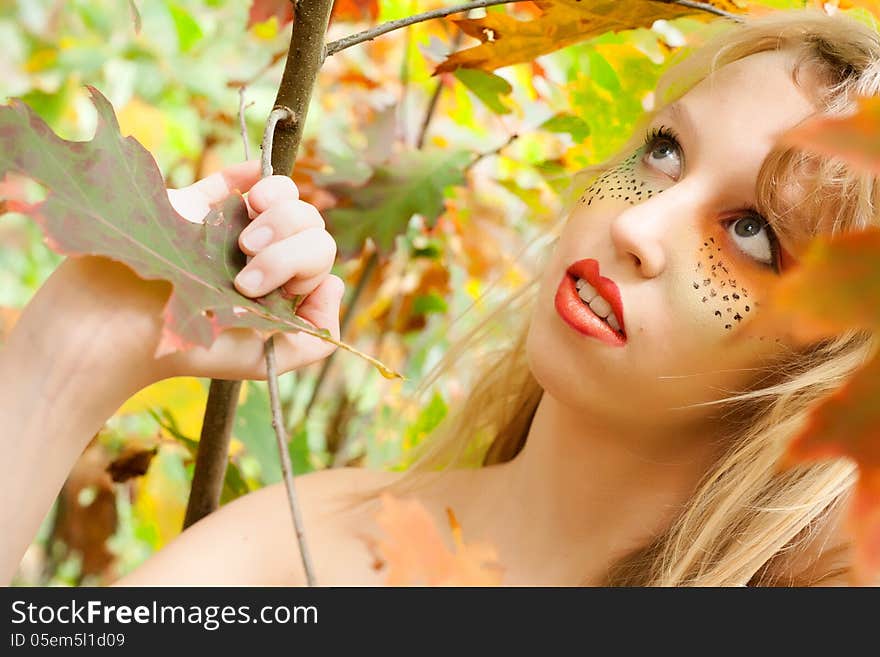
[525,313,602,411]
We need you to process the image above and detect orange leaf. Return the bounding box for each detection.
[780,96,880,176]
[741,227,880,345]
[435,0,749,73]
[371,493,504,586]
[332,0,379,23]
[782,354,880,584]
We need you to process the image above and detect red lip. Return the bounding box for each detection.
[554,258,626,347]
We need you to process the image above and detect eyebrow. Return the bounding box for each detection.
[666,101,697,143]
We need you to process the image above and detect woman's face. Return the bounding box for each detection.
[527,49,820,431]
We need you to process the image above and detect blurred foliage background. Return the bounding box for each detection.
[0,0,828,585]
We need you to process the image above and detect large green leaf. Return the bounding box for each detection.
[325,148,471,256]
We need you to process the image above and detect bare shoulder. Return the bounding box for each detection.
[114,467,403,586]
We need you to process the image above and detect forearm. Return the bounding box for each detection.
[0,257,170,585]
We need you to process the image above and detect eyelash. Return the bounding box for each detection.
[642,125,783,273]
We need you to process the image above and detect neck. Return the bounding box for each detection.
[484,391,724,582]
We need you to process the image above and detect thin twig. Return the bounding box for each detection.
[325,0,517,57]
[238,87,253,161]
[669,0,743,20]
[228,48,288,89]
[260,106,317,587]
[324,0,743,58]
[465,132,519,173]
[416,28,465,149]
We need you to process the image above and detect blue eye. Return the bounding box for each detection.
[727,214,780,270]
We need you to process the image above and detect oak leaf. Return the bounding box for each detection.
[324,148,471,256]
[0,87,398,378]
[435,0,749,74]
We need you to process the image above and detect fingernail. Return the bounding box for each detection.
[241,226,273,251]
[236,268,263,293]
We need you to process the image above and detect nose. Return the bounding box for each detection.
[609,201,668,279]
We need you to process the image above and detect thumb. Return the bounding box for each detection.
[185,159,262,204]
[168,160,263,222]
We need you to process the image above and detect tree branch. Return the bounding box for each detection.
[668,0,742,19]
[182,380,242,528]
[192,0,334,583]
[324,0,742,58]
[182,86,256,530]
[270,0,336,177]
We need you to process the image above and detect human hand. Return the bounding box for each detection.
[35,160,343,385]
[160,159,343,381]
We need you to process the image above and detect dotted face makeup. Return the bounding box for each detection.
[570,145,778,342]
[577,150,666,208]
[693,236,753,332]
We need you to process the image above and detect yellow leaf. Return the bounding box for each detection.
[117,98,167,153]
[464,277,483,301]
[118,377,207,440]
[252,16,279,40]
[133,446,189,548]
[24,49,57,73]
[436,0,749,73]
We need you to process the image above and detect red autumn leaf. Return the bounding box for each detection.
[247,0,379,30]
[780,96,880,175]
[247,0,293,30]
[0,87,343,359]
[435,0,749,74]
[369,493,504,586]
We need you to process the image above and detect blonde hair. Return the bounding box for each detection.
[384,8,880,586]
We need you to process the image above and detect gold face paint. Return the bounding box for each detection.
[692,229,784,343]
[574,145,783,344]
[578,150,665,208]
[693,236,753,332]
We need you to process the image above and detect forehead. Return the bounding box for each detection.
[658,50,820,198]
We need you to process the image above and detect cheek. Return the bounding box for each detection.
[572,153,781,345]
[577,151,665,208]
[689,229,779,341]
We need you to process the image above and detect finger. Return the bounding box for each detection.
[292,275,344,341]
[280,271,328,297]
[234,227,336,297]
[273,276,344,369]
[246,175,300,215]
[183,160,262,204]
[238,199,325,255]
